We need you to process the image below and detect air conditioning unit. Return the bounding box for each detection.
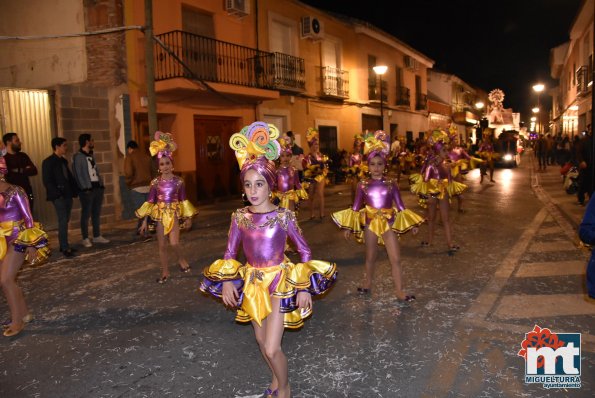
[225,0,249,16]
[404,55,417,70]
[301,16,324,40]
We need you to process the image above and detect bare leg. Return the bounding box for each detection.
[426,197,438,245]
[252,318,278,395]
[263,298,290,398]
[156,223,170,279]
[1,249,28,334]
[307,184,316,219]
[362,227,379,290]
[438,196,454,248]
[168,218,189,270]
[383,230,410,299]
[317,180,325,218]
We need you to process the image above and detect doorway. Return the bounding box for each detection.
[194,116,240,201]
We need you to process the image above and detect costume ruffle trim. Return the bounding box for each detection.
[0,222,50,263]
[391,208,426,233]
[135,200,198,235]
[331,208,363,243]
[200,259,337,329]
[272,188,309,208]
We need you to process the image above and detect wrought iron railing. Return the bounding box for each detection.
[368,79,388,102]
[577,65,591,96]
[416,93,427,110]
[321,66,349,98]
[154,31,305,92]
[396,86,410,106]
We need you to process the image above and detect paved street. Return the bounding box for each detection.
[1,151,594,397]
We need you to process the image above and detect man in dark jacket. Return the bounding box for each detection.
[42,137,78,257]
[3,132,38,210]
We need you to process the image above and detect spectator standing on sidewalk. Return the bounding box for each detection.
[42,137,78,258]
[576,127,594,206]
[2,132,38,210]
[578,196,595,299]
[124,140,153,238]
[535,134,548,172]
[72,133,109,247]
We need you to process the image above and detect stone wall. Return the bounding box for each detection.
[57,83,115,227]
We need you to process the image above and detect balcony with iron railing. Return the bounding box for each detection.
[368,79,388,102]
[395,86,410,106]
[577,65,592,96]
[321,66,349,98]
[416,93,427,110]
[154,31,305,93]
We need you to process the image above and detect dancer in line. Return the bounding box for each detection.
[410,129,467,255]
[200,122,337,398]
[0,151,50,337]
[273,138,308,212]
[303,128,330,220]
[136,132,198,283]
[342,134,365,203]
[332,130,424,301]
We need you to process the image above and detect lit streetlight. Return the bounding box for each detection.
[532,83,545,133]
[475,101,484,110]
[532,107,540,114]
[373,65,388,131]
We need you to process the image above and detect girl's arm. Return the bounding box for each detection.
[223,213,242,260]
[293,167,302,190]
[287,212,312,263]
[15,187,35,228]
[391,180,406,212]
[351,181,365,211]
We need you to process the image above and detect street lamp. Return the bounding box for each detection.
[373,65,388,130]
[532,83,545,133]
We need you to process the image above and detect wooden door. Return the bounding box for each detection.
[194,116,240,200]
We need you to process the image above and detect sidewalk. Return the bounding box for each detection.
[530,151,586,241]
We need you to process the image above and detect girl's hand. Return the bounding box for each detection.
[296,291,312,310]
[25,247,38,264]
[138,218,148,235]
[222,282,239,307]
[183,218,192,230]
[343,230,351,240]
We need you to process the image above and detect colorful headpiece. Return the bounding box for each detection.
[149,131,177,160]
[447,125,459,144]
[427,129,450,152]
[229,121,281,189]
[0,148,6,175]
[353,133,363,148]
[278,137,293,155]
[306,127,319,147]
[363,130,390,162]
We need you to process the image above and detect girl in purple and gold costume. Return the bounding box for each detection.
[136,132,198,284]
[272,138,308,212]
[446,127,482,213]
[342,134,366,203]
[332,131,424,302]
[0,152,50,337]
[303,128,330,220]
[200,122,337,398]
[409,129,467,255]
[477,134,497,183]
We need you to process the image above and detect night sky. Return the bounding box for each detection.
[301,0,583,124]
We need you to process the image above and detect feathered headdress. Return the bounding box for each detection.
[363,130,390,162]
[306,127,319,147]
[229,121,281,188]
[149,131,177,160]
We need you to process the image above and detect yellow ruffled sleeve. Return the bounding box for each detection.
[391,208,426,233]
[179,200,198,219]
[203,258,243,281]
[331,208,363,243]
[13,223,51,264]
[296,187,309,201]
[135,201,155,219]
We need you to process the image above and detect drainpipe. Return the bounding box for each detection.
[145,0,157,134]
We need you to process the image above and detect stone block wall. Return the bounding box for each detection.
[57,83,115,228]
